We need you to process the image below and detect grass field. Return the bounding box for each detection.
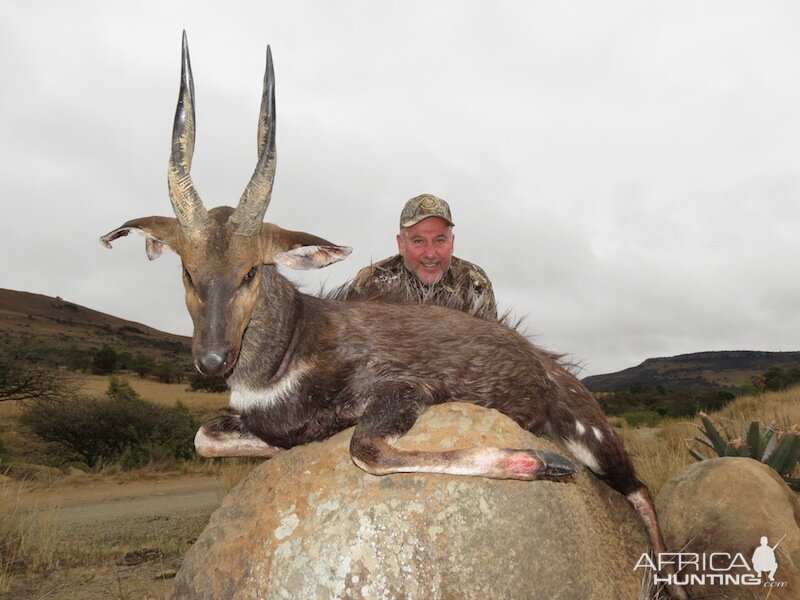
[0,372,236,595]
[2,373,800,596]
[620,385,800,496]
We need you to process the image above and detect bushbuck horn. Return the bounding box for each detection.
[167,31,209,230]
[229,45,276,236]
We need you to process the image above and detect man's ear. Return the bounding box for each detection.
[100,216,182,260]
[396,231,405,256]
[261,223,352,270]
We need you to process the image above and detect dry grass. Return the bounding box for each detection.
[214,458,262,495]
[0,482,62,592]
[714,386,800,428]
[76,374,229,420]
[620,419,696,496]
[620,385,800,496]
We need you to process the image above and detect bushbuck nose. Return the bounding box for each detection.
[196,351,230,376]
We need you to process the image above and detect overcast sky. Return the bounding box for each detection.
[2,1,799,377]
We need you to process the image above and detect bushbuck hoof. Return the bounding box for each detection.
[502,449,576,480]
[536,450,577,479]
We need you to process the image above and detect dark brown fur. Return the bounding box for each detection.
[229,266,638,494]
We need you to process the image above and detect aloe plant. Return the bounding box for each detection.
[687,412,800,491]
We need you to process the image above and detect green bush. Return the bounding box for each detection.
[21,378,198,469]
[131,353,157,378]
[91,347,118,375]
[154,362,184,384]
[758,366,800,392]
[599,385,736,421]
[619,410,663,428]
[188,373,229,393]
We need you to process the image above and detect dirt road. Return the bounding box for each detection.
[32,475,223,527]
[4,474,225,600]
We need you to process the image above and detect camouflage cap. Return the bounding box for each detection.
[399,194,455,229]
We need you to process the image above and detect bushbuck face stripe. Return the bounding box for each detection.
[100,32,686,599]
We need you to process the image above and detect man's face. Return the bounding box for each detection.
[396,216,454,285]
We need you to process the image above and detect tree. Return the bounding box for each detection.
[91,347,118,375]
[0,355,75,402]
[131,353,157,378]
[154,362,183,384]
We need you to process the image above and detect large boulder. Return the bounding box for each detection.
[173,403,649,599]
[656,457,800,599]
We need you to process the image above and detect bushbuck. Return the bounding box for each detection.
[101,34,685,598]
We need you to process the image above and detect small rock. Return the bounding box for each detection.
[117,547,165,566]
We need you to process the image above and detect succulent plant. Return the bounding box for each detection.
[687,412,800,491]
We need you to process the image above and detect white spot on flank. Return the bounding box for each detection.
[575,421,586,435]
[592,426,604,442]
[230,360,312,412]
[565,439,602,474]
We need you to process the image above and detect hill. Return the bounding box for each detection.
[0,288,191,371]
[582,350,800,393]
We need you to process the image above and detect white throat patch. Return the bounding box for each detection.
[229,360,312,412]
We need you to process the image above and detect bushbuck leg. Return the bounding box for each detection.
[349,388,576,480]
[195,415,283,458]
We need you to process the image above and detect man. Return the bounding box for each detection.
[343,193,497,320]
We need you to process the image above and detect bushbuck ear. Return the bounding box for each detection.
[100,216,181,260]
[276,244,353,269]
[261,223,352,270]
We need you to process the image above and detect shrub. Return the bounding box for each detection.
[0,355,76,403]
[155,362,183,384]
[91,347,118,375]
[188,373,229,393]
[598,385,736,422]
[21,378,198,469]
[131,353,157,378]
[619,410,663,428]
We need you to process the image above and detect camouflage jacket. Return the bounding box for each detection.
[342,255,498,321]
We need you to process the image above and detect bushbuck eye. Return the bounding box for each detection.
[243,266,258,284]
